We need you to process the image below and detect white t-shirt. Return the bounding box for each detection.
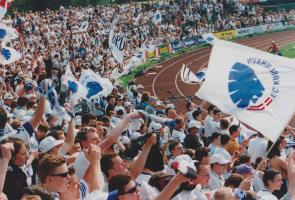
[248,137,268,163]
[215,147,232,162]
[257,189,278,200]
[135,172,152,186]
[253,171,265,192]
[172,129,186,143]
[74,151,91,180]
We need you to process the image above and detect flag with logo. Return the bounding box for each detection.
[153,10,162,25]
[0,23,18,41]
[109,18,126,64]
[202,33,216,45]
[196,39,295,142]
[0,46,22,65]
[79,69,113,99]
[62,65,88,100]
[180,64,207,84]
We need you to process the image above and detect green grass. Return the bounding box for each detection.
[280,43,295,58]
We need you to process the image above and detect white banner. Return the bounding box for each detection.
[108,18,126,64]
[197,39,295,142]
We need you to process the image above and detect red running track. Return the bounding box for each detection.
[135,30,295,127]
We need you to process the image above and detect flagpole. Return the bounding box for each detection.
[265,138,277,158]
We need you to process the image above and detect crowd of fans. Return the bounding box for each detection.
[0,0,295,200]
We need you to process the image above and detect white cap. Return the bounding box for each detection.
[148,121,163,132]
[188,121,200,129]
[39,136,64,153]
[166,103,175,109]
[124,101,132,107]
[174,154,197,171]
[3,93,13,100]
[120,135,130,144]
[209,154,231,165]
[137,84,144,89]
[155,101,164,107]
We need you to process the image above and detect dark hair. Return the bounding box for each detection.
[24,185,55,200]
[9,137,27,165]
[106,95,115,102]
[169,141,181,153]
[212,109,221,116]
[263,169,280,186]
[220,134,231,146]
[220,119,229,129]
[195,147,210,162]
[254,157,263,169]
[149,173,172,191]
[101,154,118,177]
[141,92,150,103]
[186,102,193,111]
[192,109,202,120]
[17,96,29,107]
[239,154,251,165]
[109,174,132,193]
[37,123,49,133]
[75,127,97,146]
[224,173,243,188]
[81,113,96,126]
[267,136,283,159]
[207,105,215,114]
[47,129,64,140]
[212,132,221,140]
[229,124,239,135]
[0,107,8,129]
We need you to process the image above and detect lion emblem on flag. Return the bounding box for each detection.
[228,62,265,109]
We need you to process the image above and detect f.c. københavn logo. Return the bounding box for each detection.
[228,58,280,110]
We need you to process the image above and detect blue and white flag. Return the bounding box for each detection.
[79,69,113,99]
[0,46,22,65]
[0,23,18,41]
[109,18,126,64]
[202,33,216,45]
[62,65,88,100]
[153,10,162,25]
[180,64,207,84]
[196,39,295,142]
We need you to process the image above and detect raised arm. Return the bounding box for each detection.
[62,119,75,154]
[99,112,142,152]
[130,133,157,180]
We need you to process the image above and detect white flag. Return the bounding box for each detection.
[196,39,295,142]
[180,64,207,84]
[202,33,216,45]
[62,65,88,100]
[0,23,18,41]
[79,69,113,99]
[0,46,22,65]
[153,10,162,25]
[109,18,126,64]
[79,21,89,32]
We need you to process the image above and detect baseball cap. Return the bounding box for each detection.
[39,136,64,153]
[209,154,231,165]
[137,84,144,89]
[188,121,200,129]
[124,101,132,107]
[173,154,198,171]
[236,164,254,175]
[3,93,13,100]
[148,121,163,132]
[166,103,175,109]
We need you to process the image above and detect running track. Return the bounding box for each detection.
[135,30,295,128]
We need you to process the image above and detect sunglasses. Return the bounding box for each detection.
[119,183,141,195]
[49,171,69,177]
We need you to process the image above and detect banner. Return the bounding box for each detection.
[197,39,295,142]
[108,18,126,64]
[171,40,184,51]
[183,37,196,47]
[236,27,253,37]
[202,33,216,45]
[159,44,168,54]
[213,30,237,40]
